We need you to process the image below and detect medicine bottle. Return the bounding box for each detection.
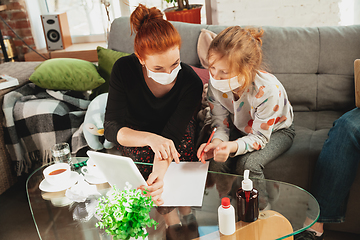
[236,170,259,222]
[218,197,236,235]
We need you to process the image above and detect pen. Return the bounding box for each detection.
[200,127,217,163]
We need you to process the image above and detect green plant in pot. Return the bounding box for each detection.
[164,0,203,24]
[95,183,158,240]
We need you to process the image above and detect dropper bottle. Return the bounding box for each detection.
[236,170,259,222]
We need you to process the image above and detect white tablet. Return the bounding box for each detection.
[86,151,147,190]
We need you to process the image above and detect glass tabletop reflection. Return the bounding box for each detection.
[26,157,319,240]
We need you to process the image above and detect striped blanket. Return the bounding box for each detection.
[3,83,90,176]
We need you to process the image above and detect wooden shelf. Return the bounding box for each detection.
[24,42,107,62]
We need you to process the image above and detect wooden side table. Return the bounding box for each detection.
[197,210,294,240]
[24,42,107,62]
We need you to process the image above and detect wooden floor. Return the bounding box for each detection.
[0,176,359,240]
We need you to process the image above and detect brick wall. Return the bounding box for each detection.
[210,0,342,27]
[0,0,35,61]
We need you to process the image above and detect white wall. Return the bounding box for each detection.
[208,0,348,27]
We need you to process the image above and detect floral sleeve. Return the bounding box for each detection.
[207,85,230,142]
[233,83,292,156]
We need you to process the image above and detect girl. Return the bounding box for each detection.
[104,4,203,206]
[197,26,295,181]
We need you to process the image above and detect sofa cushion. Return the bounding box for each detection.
[29,58,105,91]
[260,27,320,74]
[274,73,318,111]
[190,65,209,85]
[265,110,344,189]
[293,111,344,131]
[97,46,130,82]
[264,125,328,189]
[197,29,217,69]
[108,17,135,56]
[108,17,206,67]
[90,47,130,99]
[318,26,360,75]
[317,74,355,111]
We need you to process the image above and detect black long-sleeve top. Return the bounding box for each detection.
[104,54,203,147]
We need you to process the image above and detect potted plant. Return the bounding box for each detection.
[163,0,203,24]
[95,183,158,240]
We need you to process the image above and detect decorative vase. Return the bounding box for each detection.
[164,4,202,24]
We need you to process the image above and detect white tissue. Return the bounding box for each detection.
[65,176,100,202]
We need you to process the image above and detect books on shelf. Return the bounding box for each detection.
[0,74,19,90]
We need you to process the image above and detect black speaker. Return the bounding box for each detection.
[41,12,72,50]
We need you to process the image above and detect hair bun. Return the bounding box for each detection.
[246,28,264,46]
[130,4,163,33]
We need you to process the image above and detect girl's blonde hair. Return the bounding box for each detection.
[208,26,264,95]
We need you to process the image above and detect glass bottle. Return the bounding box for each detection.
[236,170,259,222]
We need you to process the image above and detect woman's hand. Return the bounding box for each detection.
[197,138,223,162]
[116,128,180,163]
[147,134,180,163]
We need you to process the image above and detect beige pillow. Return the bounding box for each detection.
[197,29,217,69]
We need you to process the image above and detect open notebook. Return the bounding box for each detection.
[87,151,209,206]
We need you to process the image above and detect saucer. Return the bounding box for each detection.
[50,196,74,207]
[39,171,80,192]
[84,173,107,185]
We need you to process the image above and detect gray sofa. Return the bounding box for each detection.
[1,17,359,234]
[108,17,360,234]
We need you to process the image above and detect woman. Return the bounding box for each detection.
[104,4,203,206]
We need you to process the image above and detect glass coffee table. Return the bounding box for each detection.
[26,157,319,240]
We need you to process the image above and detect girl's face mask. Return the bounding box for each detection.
[146,63,182,85]
[209,73,243,93]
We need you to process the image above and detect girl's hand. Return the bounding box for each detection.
[197,138,223,162]
[139,172,165,206]
[213,141,238,162]
[140,154,171,206]
[147,135,180,163]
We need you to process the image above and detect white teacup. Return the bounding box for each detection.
[43,163,71,186]
[81,159,105,179]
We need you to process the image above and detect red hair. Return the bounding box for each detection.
[130,4,182,60]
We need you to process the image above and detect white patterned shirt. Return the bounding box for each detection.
[207,71,294,156]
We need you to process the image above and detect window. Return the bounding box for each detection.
[41,0,205,41]
[42,0,122,43]
[27,0,206,49]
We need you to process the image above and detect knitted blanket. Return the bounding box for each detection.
[2,83,90,176]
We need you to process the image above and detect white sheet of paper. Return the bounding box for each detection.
[161,161,209,206]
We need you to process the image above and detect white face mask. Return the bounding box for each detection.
[209,73,243,92]
[146,63,182,85]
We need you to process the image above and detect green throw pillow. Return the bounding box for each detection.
[29,58,105,91]
[90,46,130,99]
